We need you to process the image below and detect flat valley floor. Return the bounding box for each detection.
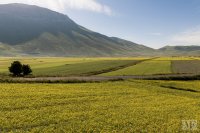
[0,57,200,132]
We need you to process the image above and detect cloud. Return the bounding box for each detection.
[171,26,200,45]
[0,0,113,15]
[149,32,162,36]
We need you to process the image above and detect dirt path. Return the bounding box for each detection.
[3,73,199,83]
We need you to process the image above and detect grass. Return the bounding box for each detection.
[156,80,200,92]
[33,60,140,76]
[3,57,200,78]
[172,60,200,74]
[0,80,199,132]
[1,57,200,132]
[154,57,196,60]
[0,57,147,76]
[4,57,200,77]
[0,58,90,73]
[102,60,171,76]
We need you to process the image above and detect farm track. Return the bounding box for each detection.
[1,73,200,83]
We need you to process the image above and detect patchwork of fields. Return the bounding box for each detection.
[102,57,200,76]
[0,57,147,76]
[1,57,200,132]
[101,60,171,76]
[172,60,200,74]
[1,57,200,76]
[0,80,199,132]
[33,60,140,76]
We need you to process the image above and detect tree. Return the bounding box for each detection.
[9,61,23,76]
[22,64,32,76]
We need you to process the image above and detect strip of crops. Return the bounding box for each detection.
[172,60,200,74]
[154,57,195,61]
[33,60,141,76]
[102,60,171,76]
[0,80,199,132]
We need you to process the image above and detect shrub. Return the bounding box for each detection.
[22,64,32,76]
[9,61,23,76]
[9,61,33,76]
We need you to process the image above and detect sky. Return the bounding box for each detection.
[1,0,200,48]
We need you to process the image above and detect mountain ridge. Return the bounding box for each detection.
[159,45,200,56]
[0,3,157,57]
[0,3,200,57]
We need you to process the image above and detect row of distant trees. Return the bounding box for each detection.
[9,61,32,76]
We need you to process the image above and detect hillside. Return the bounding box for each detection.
[159,45,200,56]
[0,3,156,57]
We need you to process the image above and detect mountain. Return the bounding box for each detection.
[0,3,156,57]
[159,45,200,56]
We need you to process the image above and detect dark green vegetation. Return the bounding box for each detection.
[9,61,23,76]
[0,3,155,57]
[22,64,32,76]
[0,80,199,132]
[9,61,32,76]
[172,60,200,74]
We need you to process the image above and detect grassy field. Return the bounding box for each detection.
[0,57,147,76]
[172,60,200,74]
[1,57,200,132]
[0,80,199,132]
[153,56,197,60]
[33,60,140,76]
[2,57,200,76]
[102,60,171,76]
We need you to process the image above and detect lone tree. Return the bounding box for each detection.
[9,61,33,76]
[9,61,23,76]
[22,64,32,76]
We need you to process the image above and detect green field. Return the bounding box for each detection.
[102,60,171,76]
[33,60,140,76]
[0,80,199,132]
[153,57,197,60]
[172,60,200,74]
[1,57,200,132]
[0,57,147,76]
[2,57,200,76]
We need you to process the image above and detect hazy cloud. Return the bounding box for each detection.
[149,32,162,36]
[172,26,200,45]
[0,0,113,15]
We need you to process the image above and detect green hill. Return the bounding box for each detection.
[0,3,156,57]
[2,4,200,57]
[159,45,200,56]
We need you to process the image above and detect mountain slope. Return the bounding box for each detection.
[0,3,156,56]
[159,46,200,56]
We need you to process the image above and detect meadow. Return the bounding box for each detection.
[172,60,200,74]
[1,56,200,77]
[0,57,147,76]
[0,80,199,132]
[101,60,171,76]
[1,57,200,132]
[101,57,200,76]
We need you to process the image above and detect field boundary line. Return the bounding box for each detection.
[84,57,159,76]
[160,85,199,92]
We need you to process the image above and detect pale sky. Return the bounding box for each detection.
[1,0,200,48]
